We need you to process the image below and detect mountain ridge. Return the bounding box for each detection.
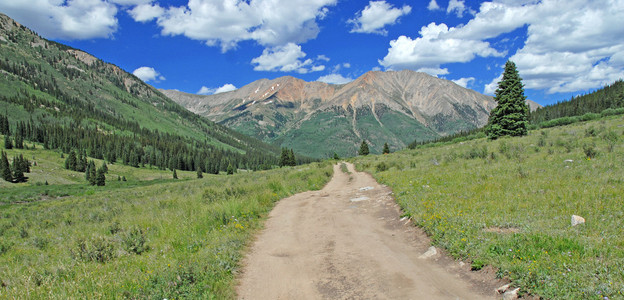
[164,70,538,157]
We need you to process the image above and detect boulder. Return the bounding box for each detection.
[571,215,585,226]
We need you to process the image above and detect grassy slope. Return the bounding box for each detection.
[353,115,624,298]
[0,143,333,298]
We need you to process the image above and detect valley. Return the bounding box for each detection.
[1,7,623,300]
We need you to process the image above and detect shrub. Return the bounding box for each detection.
[602,130,619,152]
[122,226,148,255]
[71,235,115,263]
[583,143,598,159]
[375,162,389,172]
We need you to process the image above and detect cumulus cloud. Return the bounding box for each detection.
[197,83,237,95]
[128,3,164,22]
[451,77,475,88]
[476,0,624,94]
[129,0,336,52]
[447,0,474,18]
[110,0,151,5]
[0,0,118,40]
[317,74,354,85]
[132,66,165,82]
[251,43,324,74]
[348,1,411,35]
[427,0,440,11]
[379,23,504,74]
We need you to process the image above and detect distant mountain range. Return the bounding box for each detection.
[164,71,540,158]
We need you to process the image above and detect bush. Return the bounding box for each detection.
[583,143,598,159]
[122,226,148,255]
[71,235,115,263]
[375,162,389,172]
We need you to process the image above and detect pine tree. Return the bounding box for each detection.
[65,151,77,170]
[1,151,12,182]
[333,152,340,160]
[12,156,25,183]
[279,148,289,167]
[197,167,203,179]
[382,143,390,154]
[358,140,370,156]
[95,166,106,186]
[4,135,12,150]
[485,60,529,139]
[86,160,96,185]
[227,163,234,175]
[172,169,178,179]
[288,149,296,166]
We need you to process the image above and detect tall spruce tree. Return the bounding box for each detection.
[12,156,25,183]
[485,60,529,139]
[382,143,390,154]
[1,151,12,182]
[358,140,370,156]
[95,165,106,186]
[279,148,289,167]
[288,149,296,166]
[4,134,12,150]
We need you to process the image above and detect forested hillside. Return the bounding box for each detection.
[0,13,283,174]
[530,80,624,124]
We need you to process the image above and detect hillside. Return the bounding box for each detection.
[164,71,539,158]
[0,13,280,173]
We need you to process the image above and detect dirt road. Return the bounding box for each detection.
[237,163,499,299]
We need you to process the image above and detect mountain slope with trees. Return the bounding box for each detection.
[164,70,530,158]
[0,13,283,175]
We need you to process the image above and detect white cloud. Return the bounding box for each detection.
[110,0,151,5]
[348,1,411,35]
[132,66,165,82]
[132,0,336,52]
[475,0,624,94]
[343,63,351,68]
[128,3,164,22]
[197,83,237,95]
[427,0,440,11]
[316,55,331,62]
[484,74,502,95]
[0,0,118,40]
[251,43,324,73]
[447,0,475,18]
[378,23,504,75]
[451,77,475,88]
[317,74,354,85]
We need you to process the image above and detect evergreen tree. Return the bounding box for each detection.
[86,160,96,185]
[172,169,178,179]
[101,162,108,173]
[485,60,529,139]
[4,135,12,150]
[1,151,12,182]
[227,163,234,175]
[358,140,370,156]
[382,143,390,154]
[333,152,340,160]
[65,150,77,170]
[12,156,25,183]
[279,148,289,167]
[288,149,296,166]
[95,166,106,186]
[197,167,203,179]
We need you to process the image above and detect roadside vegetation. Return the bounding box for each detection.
[354,114,624,298]
[0,143,333,298]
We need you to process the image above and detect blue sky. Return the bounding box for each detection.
[1,0,624,105]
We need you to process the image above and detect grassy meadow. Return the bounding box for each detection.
[353,115,624,299]
[0,144,333,298]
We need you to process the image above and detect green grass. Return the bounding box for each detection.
[353,115,624,299]
[0,145,333,298]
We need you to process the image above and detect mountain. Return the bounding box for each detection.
[0,13,281,172]
[164,70,523,158]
